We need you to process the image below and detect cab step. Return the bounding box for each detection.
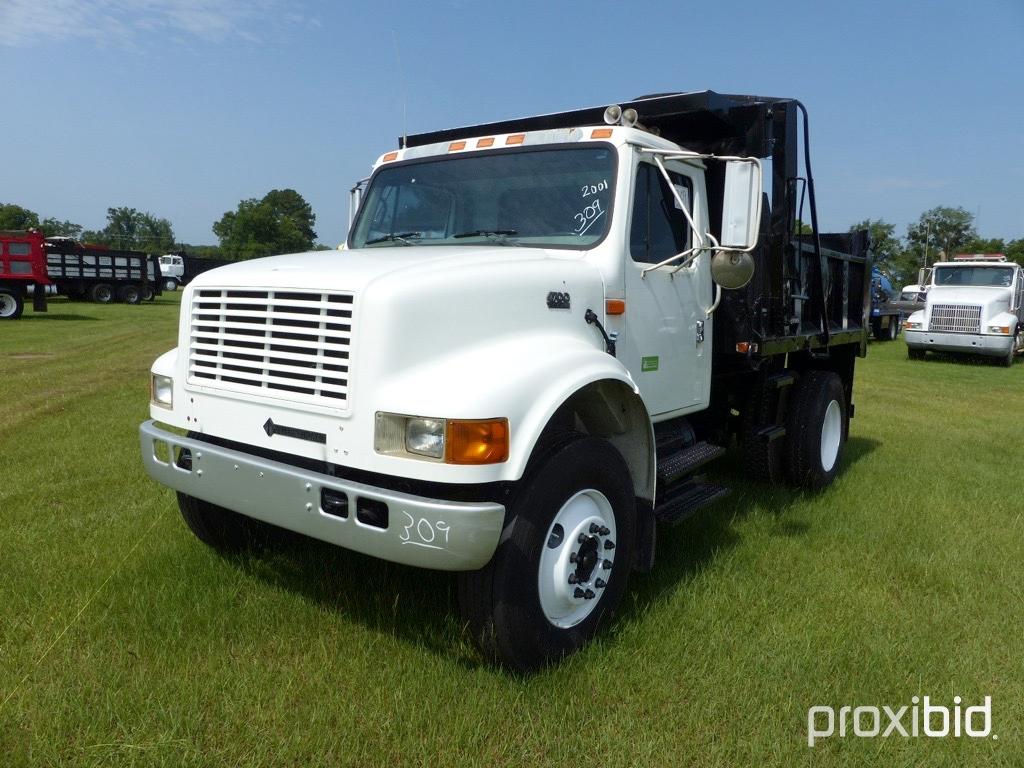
[656,441,726,486]
[654,482,732,525]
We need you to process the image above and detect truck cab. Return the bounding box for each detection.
[0,229,50,320]
[158,254,185,290]
[904,254,1023,366]
[140,92,870,670]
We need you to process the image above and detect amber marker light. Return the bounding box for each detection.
[590,128,613,139]
[448,141,467,152]
[606,299,626,315]
[476,137,495,148]
[505,134,525,145]
[446,419,509,464]
[382,151,399,162]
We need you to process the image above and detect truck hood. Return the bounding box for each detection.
[928,286,1011,311]
[188,246,581,293]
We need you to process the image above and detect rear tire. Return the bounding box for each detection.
[118,284,142,304]
[177,492,273,553]
[785,371,847,490]
[458,435,635,673]
[888,319,899,340]
[90,283,114,303]
[0,289,24,320]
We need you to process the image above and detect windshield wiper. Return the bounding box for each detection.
[364,231,422,246]
[452,229,518,244]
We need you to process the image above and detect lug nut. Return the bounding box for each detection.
[595,578,607,589]
[578,533,587,544]
[569,552,578,563]
[599,526,610,536]
[589,523,601,534]
[604,540,615,550]
[602,559,612,570]
[574,587,585,599]
[568,573,578,584]
[584,589,596,600]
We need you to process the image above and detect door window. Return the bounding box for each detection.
[629,164,692,264]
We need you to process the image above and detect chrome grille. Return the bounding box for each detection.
[188,288,353,407]
[929,304,981,334]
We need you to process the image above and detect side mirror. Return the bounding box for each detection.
[720,159,762,250]
[918,267,932,288]
[713,159,762,289]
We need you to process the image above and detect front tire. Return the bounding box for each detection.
[0,289,24,320]
[177,492,272,552]
[458,435,636,673]
[785,371,847,490]
[162,278,178,292]
[1002,335,1017,367]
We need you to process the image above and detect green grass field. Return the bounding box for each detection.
[2,294,1022,767]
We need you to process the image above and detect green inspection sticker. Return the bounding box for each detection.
[641,356,659,372]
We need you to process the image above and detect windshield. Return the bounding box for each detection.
[349,146,616,250]
[934,266,1014,288]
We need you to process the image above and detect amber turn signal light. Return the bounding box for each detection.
[446,419,509,464]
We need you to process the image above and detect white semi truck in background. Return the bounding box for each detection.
[904,254,1023,366]
[140,92,872,671]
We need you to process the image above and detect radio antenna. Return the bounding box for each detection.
[392,30,407,148]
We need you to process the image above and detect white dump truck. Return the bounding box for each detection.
[904,254,1023,366]
[140,92,871,670]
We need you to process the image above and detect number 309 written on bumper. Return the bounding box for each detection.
[399,512,451,550]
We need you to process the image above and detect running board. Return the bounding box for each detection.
[656,441,726,487]
[654,482,732,525]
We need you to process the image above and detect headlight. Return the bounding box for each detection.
[988,325,1011,335]
[406,418,446,458]
[150,374,173,408]
[375,412,509,464]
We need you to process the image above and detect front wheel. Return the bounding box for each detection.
[1002,335,1018,367]
[785,371,847,490]
[0,289,24,320]
[162,278,178,292]
[458,435,636,673]
[177,492,274,552]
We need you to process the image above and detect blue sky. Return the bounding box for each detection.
[2,0,1022,247]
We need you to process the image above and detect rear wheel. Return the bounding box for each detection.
[118,284,142,304]
[785,371,847,490]
[458,435,635,673]
[0,289,24,320]
[90,283,114,303]
[888,319,899,340]
[143,286,155,301]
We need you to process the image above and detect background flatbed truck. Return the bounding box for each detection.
[140,91,870,671]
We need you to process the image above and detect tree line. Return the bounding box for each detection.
[850,206,1024,287]
[0,188,325,260]
[3,196,1021,283]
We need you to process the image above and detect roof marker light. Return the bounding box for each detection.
[382,151,399,162]
[505,134,525,145]
[590,128,613,139]
[448,141,466,152]
[476,137,495,148]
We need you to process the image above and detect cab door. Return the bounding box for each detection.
[619,160,713,416]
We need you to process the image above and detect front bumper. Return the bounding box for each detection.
[139,421,505,570]
[904,330,1013,357]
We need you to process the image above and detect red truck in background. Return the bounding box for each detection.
[0,229,49,320]
[0,230,162,320]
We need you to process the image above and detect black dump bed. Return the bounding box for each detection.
[45,239,157,289]
[407,91,871,363]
